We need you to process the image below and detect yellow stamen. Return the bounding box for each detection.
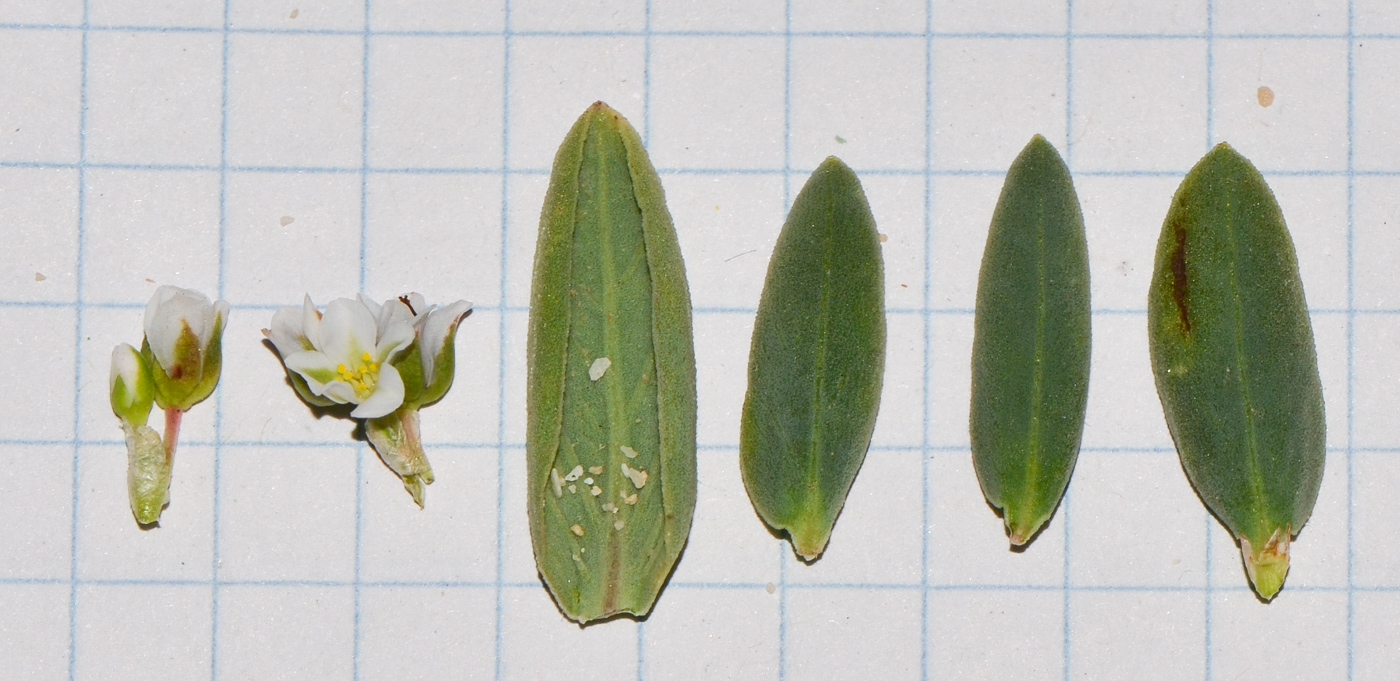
[336,352,381,399]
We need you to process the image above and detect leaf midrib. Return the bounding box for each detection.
[804,201,837,517]
[590,119,632,608]
[1220,187,1269,537]
[1018,191,1049,529]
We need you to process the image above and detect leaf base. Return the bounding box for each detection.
[1241,527,1291,601]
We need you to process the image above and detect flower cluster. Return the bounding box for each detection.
[265,293,472,507]
[109,286,228,525]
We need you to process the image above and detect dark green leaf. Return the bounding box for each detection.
[970,135,1091,547]
[1147,142,1325,601]
[740,156,886,561]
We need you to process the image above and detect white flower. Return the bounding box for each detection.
[142,285,228,411]
[271,295,416,419]
[266,292,472,507]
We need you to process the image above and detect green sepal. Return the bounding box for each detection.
[739,156,886,561]
[414,321,463,409]
[1147,142,1325,601]
[365,407,434,508]
[392,337,429,409]
[969,135,1091,547]
[144,310,224,411]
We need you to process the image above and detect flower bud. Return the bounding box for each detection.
[110,343,155,427]
[143,286,228,411]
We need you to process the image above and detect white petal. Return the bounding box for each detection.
[110,343,144,393]
[300,295,323,352]
[320,298,378,363]
[282,350,344,398]
[211,299,230,340]
[419,299,472,384]
[320,380,359,404]
[351,363,404,418]
[374,315,417,365]
[144,286,212,371]
[357,293,382,319]
[264,305,309,357]
[376,295,417,343]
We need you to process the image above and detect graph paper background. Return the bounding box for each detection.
[1,0,1397,678]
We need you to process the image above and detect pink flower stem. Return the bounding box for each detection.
[163,406,183,464]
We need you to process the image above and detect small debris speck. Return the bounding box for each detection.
[289,9,299,18]
[590,485,602,496]
[589,357,611,381]
[563,465,583,482]
[620,445,638,459]
[878,233,888,243]
[1257,86,1275,107]
[613,520,624,530]
[583,477,594,485]
[765,582,776,594]
[601,502,618,514]
[621,463,648,489]
[835,135,847,144]
[280,216,295,226]
[588,465,603,475]
[34,272,46,281]
[568,484,577,494]
[570,524,584,536]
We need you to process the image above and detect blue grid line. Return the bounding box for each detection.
[920,0,933,678]
[2,21,1396,41]
[65,1,90,679]
[637,3,653,679]
[2,575,1365,593]
[0,300,1373,319]
[1062,3,1076,678]
[1203,6,1216,677]
[209,0,231,677]
[8,439,1371,456]
[777,3,793,679]
[3,158,1385,179]
[1346,2,1357,679]
[1,159,1381,177]
[351,4,372,678]
[494,1,513,678]
[14,441,1378,454]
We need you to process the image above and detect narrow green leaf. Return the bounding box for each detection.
[527,102,697,623]
[739,156,886,562]
[970,135,1091,547]
[1148,142,1325,601]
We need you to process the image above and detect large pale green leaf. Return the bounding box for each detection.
[740,156,885,561]
[527,102,696,623]
[1148,142,1324,601]
[970,135,1091,547]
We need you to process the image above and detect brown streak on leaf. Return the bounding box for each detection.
[1171,218,1192,334]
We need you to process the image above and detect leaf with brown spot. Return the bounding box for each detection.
[1147,142,1324,601]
